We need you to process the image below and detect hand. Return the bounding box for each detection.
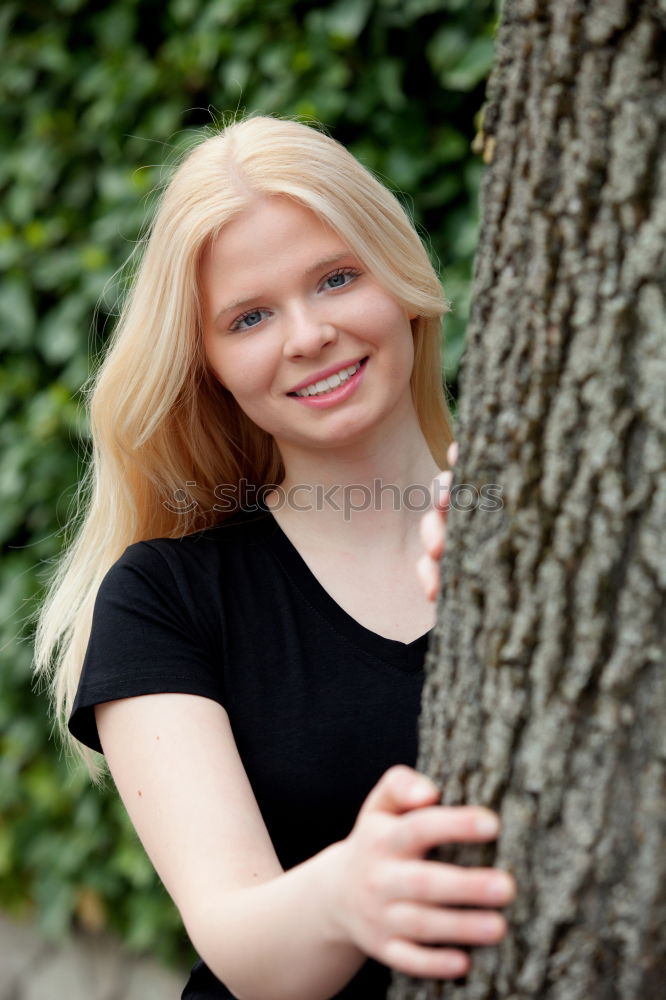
[329,764,516,979]
[417,441,458,601]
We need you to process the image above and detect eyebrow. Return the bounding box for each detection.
[214,252,357,323]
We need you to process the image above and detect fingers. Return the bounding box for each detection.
[447,441,458,468]
[344,764,516,982]
[386,902,507,946]
[386,859,516,908]
[418,449,457,603]
[358,765,440,819]
[416,552,439,602]
[383,938,470,979]
[418,470,451,600]
[420,508,445,558]
[390,805,501,856]
[430,470,452,512]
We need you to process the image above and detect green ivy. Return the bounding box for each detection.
[1,0,498,970]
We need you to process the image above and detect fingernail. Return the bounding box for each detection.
[476,811,500,836]
[410,778,438,803]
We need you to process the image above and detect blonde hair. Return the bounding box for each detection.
[34,114,454,772]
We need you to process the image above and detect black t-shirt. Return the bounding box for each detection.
[69,505,429,999]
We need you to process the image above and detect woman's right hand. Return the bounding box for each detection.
[327,765,515,979]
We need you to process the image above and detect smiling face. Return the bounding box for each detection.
[199,196,417,459]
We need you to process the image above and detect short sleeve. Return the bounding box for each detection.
[68,540,225,753]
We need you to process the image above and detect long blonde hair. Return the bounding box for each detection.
[34,114,454,770]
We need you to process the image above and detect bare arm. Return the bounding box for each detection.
[97,686,514,1000]
[96,693,362,1000]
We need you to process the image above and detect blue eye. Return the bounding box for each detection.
[230,308,269,332]
[322,268,360,290]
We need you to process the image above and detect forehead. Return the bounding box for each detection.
[199,197,357,321]
[204,196,348,272]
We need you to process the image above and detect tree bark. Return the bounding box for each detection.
[390,1,666,998]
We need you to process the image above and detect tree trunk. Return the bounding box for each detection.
[390,1,666,998]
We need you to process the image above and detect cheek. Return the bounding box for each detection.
[204,345,228,390]
[358,289,412,336]
[204,336,248,395]
[367,298,415,363]
[204,339,275,411]
[203,328,223,379]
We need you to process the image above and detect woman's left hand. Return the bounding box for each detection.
[417,442,457,601]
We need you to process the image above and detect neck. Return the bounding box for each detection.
[268,410,441,551]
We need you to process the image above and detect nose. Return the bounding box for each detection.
[282,302,338,359]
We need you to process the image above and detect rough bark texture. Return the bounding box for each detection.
[390,1,666,998]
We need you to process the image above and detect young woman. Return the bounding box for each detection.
[35,115,515,1000]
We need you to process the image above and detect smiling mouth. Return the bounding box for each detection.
[288,358,368,398]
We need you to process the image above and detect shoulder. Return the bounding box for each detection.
[107,506,275,588]
[92,508,277,641]
[69,513,277,753]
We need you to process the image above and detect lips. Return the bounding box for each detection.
[286,356,367,395]
[288,356,368,409]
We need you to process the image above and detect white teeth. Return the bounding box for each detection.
[294,361,362,397]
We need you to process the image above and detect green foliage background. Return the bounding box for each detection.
[1,0,498,970]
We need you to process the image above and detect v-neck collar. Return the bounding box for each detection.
[245,505,431,674]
